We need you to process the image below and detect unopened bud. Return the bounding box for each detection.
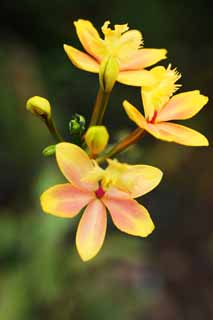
[69,114,86,136]
[99,56,119,93]
[42,144,56,157]
[26,96,51,121]
[85,126,109,155]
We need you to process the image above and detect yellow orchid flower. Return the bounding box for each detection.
[123,65,209,146]
[40,143,163,261]
[64,19,167,87]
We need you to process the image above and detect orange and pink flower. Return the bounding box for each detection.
[123,65,209,146]
[40,143,163,261]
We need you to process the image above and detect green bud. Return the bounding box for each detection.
[42,144,56,157]
[26,96,51,121]
[69,114,86,136]
[99,56,119,93]
[85,126,109,155]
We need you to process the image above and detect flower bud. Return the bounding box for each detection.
[69,113,86,136]
[42,144,56,157]
[85,126,109,155]
[26,96,51,121]
[99,56,119,93]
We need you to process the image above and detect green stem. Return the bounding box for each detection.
[97,128,145,163]
[45,117,63,142]
[89,87,111,126]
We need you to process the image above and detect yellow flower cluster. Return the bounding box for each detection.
[26,19,209,262]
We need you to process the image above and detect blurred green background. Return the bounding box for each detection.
[0,0,212,319]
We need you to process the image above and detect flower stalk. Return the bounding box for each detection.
[97,128,145,163]
[89,87,111,126]
[45,117,64,142]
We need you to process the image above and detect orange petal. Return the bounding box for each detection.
[118,69,155,86]
[103,196,154,237]
[76,199,107,261]
[40,184,94,218]
[119,165,163,198]
[56,142,98,191]
[123,100,148,128]
[146,122,209,146]
[120,48,167,71]
[64,44,99,73]
[74,19,106,61]
[105,187,131,200]
[157,90,209,122]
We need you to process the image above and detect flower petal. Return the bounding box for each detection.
[40,184,94,218]
[123,100,148,128]
[56,142,98,191]
[145,122,209,146]
[157,91,209,122]
[105,187,131,199]
[76,199,107,261]
[116,30,143,64]
[118,69,155,86]
[103,196,154,237]
[64,44,99,73]
[120,48,167,71]
[74,19,106,61]
[141,88,156,120]
[118,165,163,198]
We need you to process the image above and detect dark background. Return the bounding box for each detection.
[0,0,213,319]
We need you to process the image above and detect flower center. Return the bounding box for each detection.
[143,65,182,114]
[101,21,142,63]
[95,185,105,198]
[102,21,129,42]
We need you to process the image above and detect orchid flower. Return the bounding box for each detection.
[40,143,163,261]
[123,65,209,146]
[64,19,167,87]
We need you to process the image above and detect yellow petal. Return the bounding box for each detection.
[74,19,106,61]
[103,159,162,198]
[103,196,155,237]
[120,48,167,71]
[145,122,209,146]
[123,100,148,128]
[40,184,94,218]
[141,88,155,120]
[64,44,99,73]
[116,30,143,64]
[56,142,98,191]
[76,199,107,261]
[118,165,163,198]
[157,90,209,122]
[118,69,155,87]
